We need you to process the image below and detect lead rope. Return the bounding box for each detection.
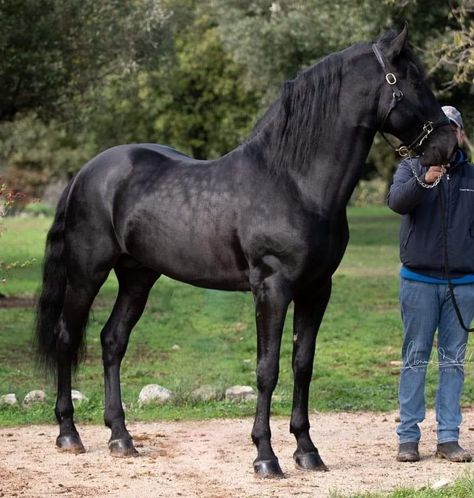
[412,158,474,332]
[408,154,443,189]
[437,180,474,332]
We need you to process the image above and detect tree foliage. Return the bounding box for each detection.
[433,0,474,87]
[210,0,393,102]
[84,9,261,159]
[0,0,472,198]
[0,0,170,121]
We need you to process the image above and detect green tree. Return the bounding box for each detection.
[0,0,170,121]
[80,5,261,159]
[210,0,473,186]
[210,0,394,103]
[1,0,472,200]
[0,0,261,196]
[444,0,474,86]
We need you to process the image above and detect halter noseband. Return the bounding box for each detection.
[372,43,449,157]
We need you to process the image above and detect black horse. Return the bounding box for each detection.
[36,26,456,477]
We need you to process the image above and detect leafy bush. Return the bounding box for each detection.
[23,202,54,217]
[351,179,387,207]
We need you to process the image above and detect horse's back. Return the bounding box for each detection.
[69,143,204,217]
[125,143,198,164]
[84,143,200,175]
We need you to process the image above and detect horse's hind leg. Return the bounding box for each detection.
[290,281,331,471]
[101,265,159,457]
[56,272,110,453]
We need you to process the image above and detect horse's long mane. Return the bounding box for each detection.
[272,54,344,175]
[245,29,425,176]
[245,52,343,176]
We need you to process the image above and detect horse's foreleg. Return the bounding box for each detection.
[251,272,291,478]
[101,266,159,457]
[290,280,331,471]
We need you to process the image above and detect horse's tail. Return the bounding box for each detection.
[35,180,73,376]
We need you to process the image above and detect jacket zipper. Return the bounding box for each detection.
[446,172,451,229]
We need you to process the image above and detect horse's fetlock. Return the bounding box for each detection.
[55,405,74,423]
[290,420,310,436]
[252,425,271,444]
[290,408,310,432]
[104,411,125,430]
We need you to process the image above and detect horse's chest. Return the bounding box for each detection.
[303,221,349,276]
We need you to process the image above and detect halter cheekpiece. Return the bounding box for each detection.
[372,43,449,158]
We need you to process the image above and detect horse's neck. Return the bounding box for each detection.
[287,125,376,214]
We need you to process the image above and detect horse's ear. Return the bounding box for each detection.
[386,22,408,61]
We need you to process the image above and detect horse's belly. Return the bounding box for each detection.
[125,225,250,291]
[160,250,251,291]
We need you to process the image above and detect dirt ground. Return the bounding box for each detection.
[1,409,473,498]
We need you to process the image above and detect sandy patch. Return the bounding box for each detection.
[1,409,473,497]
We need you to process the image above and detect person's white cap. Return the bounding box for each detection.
[442,105,463,129]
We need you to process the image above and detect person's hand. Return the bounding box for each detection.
[424,165,446,184]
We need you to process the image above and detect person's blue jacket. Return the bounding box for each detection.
[387,149,474,278]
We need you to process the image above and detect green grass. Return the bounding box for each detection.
[0,206,472,426]
[333,471,474,498]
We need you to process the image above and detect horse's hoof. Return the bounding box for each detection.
[109,438,139,458]
[294,451,328,471]
[56,434,86,454]
[253,459,284,478]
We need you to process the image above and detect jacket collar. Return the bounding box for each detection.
[449,148,468,170]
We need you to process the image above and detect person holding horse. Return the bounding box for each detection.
[388,105,474,463]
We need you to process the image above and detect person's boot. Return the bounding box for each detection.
[397,442,420,462]
[436,442,472,462]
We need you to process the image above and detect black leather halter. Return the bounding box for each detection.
[372,43,450,157]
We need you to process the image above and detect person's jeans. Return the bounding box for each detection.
[397,279,474,444]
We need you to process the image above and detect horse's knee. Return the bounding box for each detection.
[256,362,279,392]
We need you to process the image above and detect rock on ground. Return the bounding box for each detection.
[225,385,256,402]
[71,390,88,403]
[0,393,18,406]
[23,390,46,406]
[431,478,452,490]
[138,384,174,405]
[191,385,222,402]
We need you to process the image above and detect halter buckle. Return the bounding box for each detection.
[397,145,410,157]
[385,73,397,85]
[423,121,433,134]
[393,89,404,101]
